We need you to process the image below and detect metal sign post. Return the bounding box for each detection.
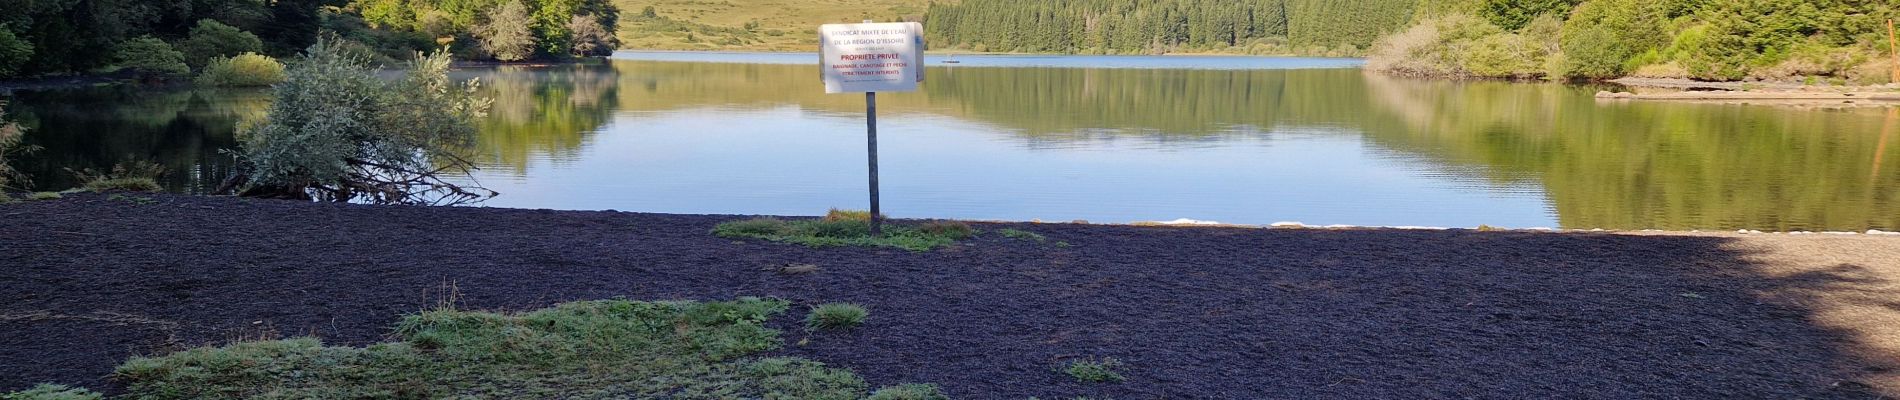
[819,20,924,236]
[865,90,881,234]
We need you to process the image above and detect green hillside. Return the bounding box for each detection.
[612,0,933,51]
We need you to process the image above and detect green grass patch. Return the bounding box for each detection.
[1061,357,1126,383]
[0,192,12,204]
[998,228,1048,242]
[866,383,950,400]
[107,194,157,205]
[71,161,165,193]
[825,208,877,222]
[82,178,161,193]
[917,221,976,240]
[1,384,103,400]
[28,192,61,201]
[807,303,869,331]
[92,298,941,399]
[713,213,973,252]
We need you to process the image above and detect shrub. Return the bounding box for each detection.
[806,303,868,330]
[1679,28,1750,81]
[177,20,264,69]
[0,27,33,79]
[866,383,950,400]
[114,37,190,79]
[1369,14,1553,79]
[1556,0,1666,80]
[1062,357,1126,383]
[824,208,873,222]
[476,0,537,61]
[196,53,286,87]
[1559,26,1636,79]
[73,161,164,192]
[918,221,976,240]
[567,14,618,57]
[1461,34,1541,78]
[237,37,493,205]
[1,384,102,400]
[0,100,32,191]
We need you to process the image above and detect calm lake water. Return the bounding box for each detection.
[5,51,1898,231]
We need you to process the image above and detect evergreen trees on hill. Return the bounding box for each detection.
[0,0,617,79]
[923,0,1415,55]
[1370,0,1900,82]
[925,0,1288,54]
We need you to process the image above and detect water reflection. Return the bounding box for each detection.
[7,87,264,193]
[454,65,620,174]
[1360,75,1900,231]
[4,54,1895,231]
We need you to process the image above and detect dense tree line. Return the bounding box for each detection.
[349,0,620,61]
[1372,0,1899,82]
[0,0,325,78]
[922,0,1414,55]
[0,0,616,79]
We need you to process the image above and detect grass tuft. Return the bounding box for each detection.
[1,384,103,400]
[103,297,920,399]
[0,192,12,204]
[83,178,162,193]
[806,303,869,330]
[865,383,951,400]
[72,161,164,193]
[107,194,157,205]
[824,208,877,222]
[713,214,973,252]
[1062,357,1126,383]
[998,228,1048,242]
[715,217,791,237]
[918,221,976,240]
[28,192,61,201]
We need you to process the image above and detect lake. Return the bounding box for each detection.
[4,51,1897,231]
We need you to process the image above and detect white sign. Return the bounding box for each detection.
[819,22,925,94]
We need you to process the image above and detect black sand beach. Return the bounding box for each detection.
[3,193,1898,398]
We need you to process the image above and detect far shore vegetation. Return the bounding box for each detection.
[610,0,1897,85]
[4,0,1889,86]
[1,298,940,399]
[1,0,622,83]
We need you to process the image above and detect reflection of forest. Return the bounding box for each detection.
[1359,75,1900,231]
[9,59,1895,231]
[8,88,266,193]
[460,64,621,174]
[606,59,1900,230]
[610,60,1372,137]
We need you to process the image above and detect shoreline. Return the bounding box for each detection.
[5,192,1899,397]
[615,48,1351,59]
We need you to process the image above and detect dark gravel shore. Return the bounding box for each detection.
[3,193,1899,399]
